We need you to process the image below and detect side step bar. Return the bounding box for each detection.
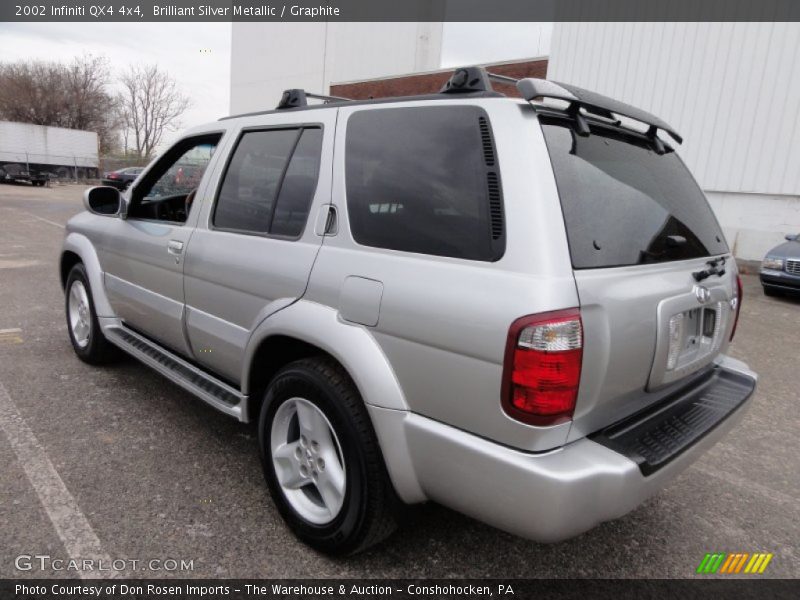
[105,324,246,421]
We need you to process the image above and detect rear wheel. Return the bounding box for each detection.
[65,264,120,364]
[258,357,399,555]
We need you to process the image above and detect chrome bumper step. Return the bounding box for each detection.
[105,324,246,421]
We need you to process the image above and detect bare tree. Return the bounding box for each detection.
[0,55,120,153]
[0,61,65,126]
[117,65,191,159]
[63,55,120,153]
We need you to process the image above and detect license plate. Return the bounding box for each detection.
[649,289,730,390]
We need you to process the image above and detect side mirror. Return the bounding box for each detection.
[785,233,798,242]
[83,186,122,216]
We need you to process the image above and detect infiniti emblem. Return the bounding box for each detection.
[694,285,711,304]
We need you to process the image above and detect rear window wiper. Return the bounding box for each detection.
[693,256,727,281]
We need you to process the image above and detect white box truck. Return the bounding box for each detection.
[0,121,99,184]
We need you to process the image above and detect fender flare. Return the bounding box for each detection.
[241,300,408,412]
[61,232,114,317]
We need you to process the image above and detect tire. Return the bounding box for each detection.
[258,357,399,555]
[763,286,781,297]
[65,264,121,364]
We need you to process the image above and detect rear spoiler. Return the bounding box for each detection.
[440,66,682,150]
[514,78,683,146]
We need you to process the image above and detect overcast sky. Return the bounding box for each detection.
[0,22,548,146]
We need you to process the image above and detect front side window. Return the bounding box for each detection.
[213,128,323,236]
[130,134,220,222]
[345,106,505,261]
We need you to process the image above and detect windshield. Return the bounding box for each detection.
[541,118,728,269]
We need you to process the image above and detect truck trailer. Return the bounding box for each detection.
[0,121,99,184]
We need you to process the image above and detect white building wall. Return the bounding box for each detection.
[440,22,552,67]
[230,23,443,114]
[549,22,800,260]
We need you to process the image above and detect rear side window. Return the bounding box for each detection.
[541,119,728,269]
[214,127,322,236]
[345,106,504,261]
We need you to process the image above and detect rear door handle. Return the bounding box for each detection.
[314,204,338,236]
[167,240,184,255]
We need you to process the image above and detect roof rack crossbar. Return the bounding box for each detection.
[486,72,519,86]
[277,89,351,110]
[305,92,351,103]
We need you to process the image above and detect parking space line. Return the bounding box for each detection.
[0,328,24,344]
[0,379,116,579]
[17,211,65,229]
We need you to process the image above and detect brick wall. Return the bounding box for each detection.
[330,58,548,100]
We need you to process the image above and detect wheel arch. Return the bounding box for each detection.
[61,233,114,317]
[242,300,424,503]
[60,250,81,289]
[245,335,333,423]
[242,300,409,418]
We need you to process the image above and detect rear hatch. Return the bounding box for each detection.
[539,116,739,440]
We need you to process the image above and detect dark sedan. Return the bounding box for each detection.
[760,233,800,296]
[102,167,144,190]
[0,164,48,186]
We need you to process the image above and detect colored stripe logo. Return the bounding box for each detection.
[696,552,773,574]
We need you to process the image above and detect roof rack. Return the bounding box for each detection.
[440,66,682,146]
[277,89,351,110]
[230,67,681,147]
[439,67,494,94]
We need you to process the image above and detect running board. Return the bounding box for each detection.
[105,325,246,421]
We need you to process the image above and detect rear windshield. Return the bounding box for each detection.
[541,118,728,269]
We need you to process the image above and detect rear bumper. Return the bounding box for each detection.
[369,355,756,542]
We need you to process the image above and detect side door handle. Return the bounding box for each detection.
[167,240,184,255]
[314,204,338,236]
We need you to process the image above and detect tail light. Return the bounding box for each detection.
[729,274,743,341]
[501,309,583,426]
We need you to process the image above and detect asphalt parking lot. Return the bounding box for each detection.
[0,182,798,579]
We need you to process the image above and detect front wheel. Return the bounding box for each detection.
[762,286,781,297]
[65,264,121,364]
[258,357,399,555]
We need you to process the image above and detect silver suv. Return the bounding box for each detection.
[60,67,757,555]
